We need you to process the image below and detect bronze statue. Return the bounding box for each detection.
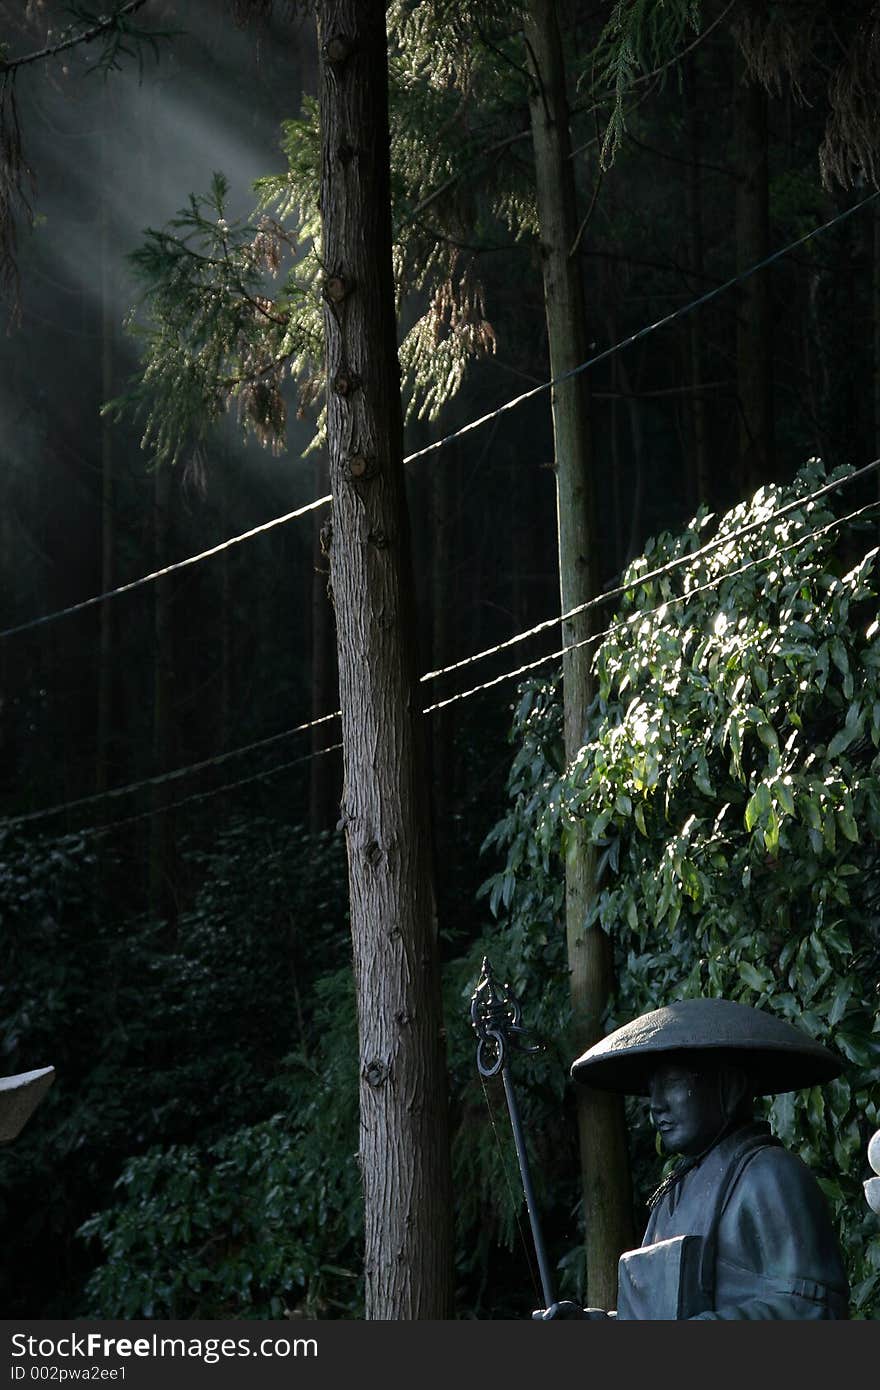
[535,998,849,1320]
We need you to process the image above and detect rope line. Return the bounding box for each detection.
[2,191,878,644]
[37,743,346,842]
[2,712,340,829]
[421,458,880,682]
[424,496,880,713]
[403,190,880,465]
[4,489,876,834]
[0,495,332,641]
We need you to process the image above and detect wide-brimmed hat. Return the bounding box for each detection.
[570,998,842,1096]
[0,1066,55,1143]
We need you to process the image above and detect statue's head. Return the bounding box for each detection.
[647,1055,754,1156]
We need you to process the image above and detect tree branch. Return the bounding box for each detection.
[0,1,151,75]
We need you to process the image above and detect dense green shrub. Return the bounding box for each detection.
[481,462,880,1315]
[79,968,361,1319]
[0,817,353,1316]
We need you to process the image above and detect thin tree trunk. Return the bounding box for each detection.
[217,461,232,756]
[523,0,634,1309]
[309,452,339,833]
[685,54,710,508]
[148,463,174,919]
[874,203,880,483]
[317,0,454,1318]
[429,433,453,850]
[96,122,115,798]
[734,39,773,493]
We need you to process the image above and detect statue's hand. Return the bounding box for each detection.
[531,1301,609,1320]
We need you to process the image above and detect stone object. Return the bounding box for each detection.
[866,1129,880,1214]
[0,1066,55,1143]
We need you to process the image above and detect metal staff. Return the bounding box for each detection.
[470,955,556,1308]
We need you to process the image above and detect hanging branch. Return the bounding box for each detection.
[0,2,153,76]
[0,77,31,323]
[0,2,183,320]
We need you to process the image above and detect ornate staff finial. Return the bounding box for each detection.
[470,955,543,1078]
[469,955,555,1307]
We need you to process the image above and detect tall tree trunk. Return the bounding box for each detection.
[874,203,880,485]
[734,39,773,493]
[148,463,175,920]
[217,460,232,757]
[685,54,710,509]
[317,0,454,1318]
[96,121,115,798]
[429,431,453,856]
[309,452,339,833]
[523,0,634,1309]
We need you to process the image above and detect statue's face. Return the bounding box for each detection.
[648,1062,725,1157]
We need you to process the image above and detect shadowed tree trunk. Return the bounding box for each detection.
[685,53,710,508]
[874,203,880,486]
[317,0,454,1318]
[96,114,115,800]
[309,453,339,833]
[734,37,773,493]
[523,0,634,1309]
[148,461,175,920]
[429,429,454,856]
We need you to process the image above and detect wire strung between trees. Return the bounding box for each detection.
[1,712,340,830]
[2,191,879,645]
[0,495,332,641]
[5,484,877,835]
[420,458,880,685]
[403,189,880,464]
[33,743,346,843]
[423,495,880,714]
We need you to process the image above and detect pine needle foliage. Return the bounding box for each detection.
[0,1,178,321]
[587,0,703,170]
[118,7,516,465]
[593,0,880,192]
[732,0,880,192]
[105,171,318,467]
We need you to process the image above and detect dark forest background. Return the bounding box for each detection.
[1,0,879,1318]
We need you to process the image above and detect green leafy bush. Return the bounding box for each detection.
[79,969,362,1319]
[0,816,354,1316]
[481,461,880,1315]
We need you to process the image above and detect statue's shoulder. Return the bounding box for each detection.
[724,1133,829,1215]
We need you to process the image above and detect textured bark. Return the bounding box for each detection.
[429,439,453,846]
[309,453,339,833]
[317,0,454,1318]
[148,462,175,919]
[96,122,115,799]
[685,55,710,508]
[217,462,231,756]
[874,204,880,476]
[524,0,634,1309]
[734,42,773,492]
